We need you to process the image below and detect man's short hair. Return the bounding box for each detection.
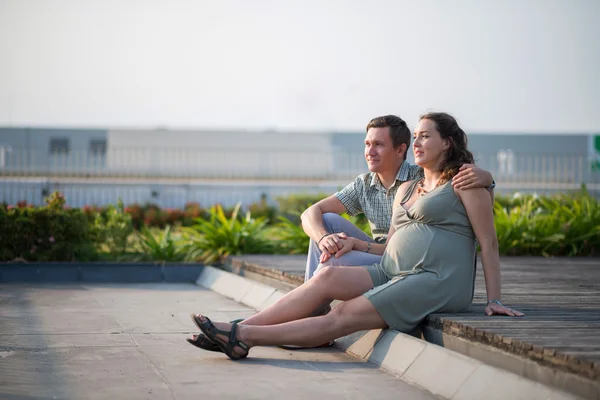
[366,115,411,160]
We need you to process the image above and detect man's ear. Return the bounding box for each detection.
[397,143,407,158]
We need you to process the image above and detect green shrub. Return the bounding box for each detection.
[275,193,329,223]
[146,206,167,228]
[494,191,599,257]
[91,199,134,256]
[272,212,372,255]
[124,203,145,229]
[182,202,206,226]
[136,226,190,262]
[341,213,371,236]
[273,215,311,254]
[247,194,278,224]
[3,189,597,262]
[182,203,275,264]
[0,194,97,261]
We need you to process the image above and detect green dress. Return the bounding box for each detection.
[362,179,477,332]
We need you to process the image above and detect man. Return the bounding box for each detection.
[301,115,494,281]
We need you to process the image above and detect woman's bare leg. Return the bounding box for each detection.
[200,295,388,356]
[239,266,374,326]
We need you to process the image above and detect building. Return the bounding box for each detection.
[1,126,598,207]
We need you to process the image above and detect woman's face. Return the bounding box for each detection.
[412,119,448,169]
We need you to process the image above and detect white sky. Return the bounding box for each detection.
[0,0,599,133]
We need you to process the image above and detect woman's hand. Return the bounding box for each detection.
[452,164,493,189]
[485,302,524,317]
[318,232,348,256]
[319,235,356,263]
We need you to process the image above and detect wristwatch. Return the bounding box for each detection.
[366,242,371,253]
[487,299,503,307]
[486,180,496,191]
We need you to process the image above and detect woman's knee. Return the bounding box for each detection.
[326,301,358,331]
[327,297,387,332]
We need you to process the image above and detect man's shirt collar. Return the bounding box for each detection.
[368,160,412,189]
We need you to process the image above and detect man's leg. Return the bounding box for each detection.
[305,213,380,281]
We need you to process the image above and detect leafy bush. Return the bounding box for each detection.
[182,203,275,264]
[3,189,597,262]
[273,215,311,254]
[272,212,372,255]
[136,226,190,262]
[124,203,145,229]
[247,194,278,224]
[90,199,134,256]
[124,202,188,229]
[182,202,206,226]
[0,193,97,261]
[275,193,329,223]
[494,191,599,256]
[341,213,371,236]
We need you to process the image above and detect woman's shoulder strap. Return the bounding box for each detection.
[400,179,421,203]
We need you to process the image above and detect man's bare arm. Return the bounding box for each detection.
[300,195,347,254]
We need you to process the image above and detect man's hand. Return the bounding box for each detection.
[452,164,493,189]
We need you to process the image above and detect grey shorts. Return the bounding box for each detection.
[360,263,439,333]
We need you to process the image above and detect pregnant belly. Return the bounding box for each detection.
[381,224,475,277]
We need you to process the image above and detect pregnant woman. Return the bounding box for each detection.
[189,111,523,360]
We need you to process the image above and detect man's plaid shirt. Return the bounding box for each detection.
[335,161,423,243]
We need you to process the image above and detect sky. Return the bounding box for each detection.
[0,0,599,133]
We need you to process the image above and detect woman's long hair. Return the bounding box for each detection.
[419,112,474,183]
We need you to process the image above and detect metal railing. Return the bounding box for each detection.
[0,147,597,183]
[0,147,351,180]
[1,147,598,208]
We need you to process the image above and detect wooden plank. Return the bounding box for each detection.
[230,255,600,378]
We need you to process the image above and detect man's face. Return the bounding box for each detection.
[364,127,404,173]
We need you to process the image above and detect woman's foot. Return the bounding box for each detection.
[193,314,251,359]
[186,333,222,353]
[187,317,245,353]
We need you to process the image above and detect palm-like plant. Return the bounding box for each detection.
[493,191,600,257]
[182,203,275,264]
[137,226,189,262]
[274,215,310,254]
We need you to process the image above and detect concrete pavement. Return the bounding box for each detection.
[0,283,437,400]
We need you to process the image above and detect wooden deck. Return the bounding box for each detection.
[229,255,600,382]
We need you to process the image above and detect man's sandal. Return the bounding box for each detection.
[190,314,249,360]
[187,317,244,353]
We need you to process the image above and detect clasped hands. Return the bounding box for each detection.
[318,232,357,263]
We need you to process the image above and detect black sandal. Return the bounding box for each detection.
[186,334,222,352]
[191,314,250,360]
[187,317,245,353]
